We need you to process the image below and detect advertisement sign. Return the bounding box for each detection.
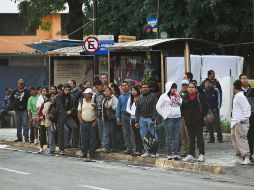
[160,31,168,39]
[145,18,158,33]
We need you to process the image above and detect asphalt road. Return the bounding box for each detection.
[0,148,253,190]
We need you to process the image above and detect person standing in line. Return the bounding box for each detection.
[27,87,39,144]
[35,86,48,144]
[78,88,97,158]
[203,78,223,143]
[116,81,135,155]
[10,79,30,142]
[0,88,12,128]
[126,86,143,156]
[51,84,78,155]
[156,82,182,160]
[49,86,58,96]
[101,73,109,89]
[179,80,189,157]
[182,82,208,162]
[98,87,118,153]
[110,83,121,98]
[94,80,105,147]
[135,83,158,157]
[231,80,252,165]
[239,73,254,162]
[43,93,56,155]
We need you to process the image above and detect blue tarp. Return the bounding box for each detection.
[0,66,48,108]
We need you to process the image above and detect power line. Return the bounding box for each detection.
[67,18,95,37]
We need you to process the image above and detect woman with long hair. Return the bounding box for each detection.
[181,82,208,162]
[126,85,142,156]
[109,83,121,99]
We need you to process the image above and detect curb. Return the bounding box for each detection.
[0,139,224,174]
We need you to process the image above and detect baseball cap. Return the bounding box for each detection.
[18,79,25,83]
[181,80,189,85]
[83,88,93,94]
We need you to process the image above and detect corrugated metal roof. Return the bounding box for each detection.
[47,46,85,56]
[108,38,219,51]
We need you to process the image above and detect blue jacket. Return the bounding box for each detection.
[116,92,131,121]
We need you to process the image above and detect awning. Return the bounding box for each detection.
[107,38,220,52]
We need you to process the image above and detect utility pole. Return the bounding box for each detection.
[156,0,160,39]
[93,0,99,81]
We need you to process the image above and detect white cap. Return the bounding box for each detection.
[83,88,93,94]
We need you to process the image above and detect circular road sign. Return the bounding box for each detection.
[83,36,100,53]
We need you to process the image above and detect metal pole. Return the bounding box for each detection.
[108,51,111,84]
[156,0,160,39]
[184,41,191,72]
[160,50,164,93]
[48,55,51,87]
[93,0,99,81]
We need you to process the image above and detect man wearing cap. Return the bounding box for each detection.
[78,88,97,158]
[10,79,30,142]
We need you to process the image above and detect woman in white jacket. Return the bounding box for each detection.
[156,81,182,160]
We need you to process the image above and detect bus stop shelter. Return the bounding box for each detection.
[107,38,219,92]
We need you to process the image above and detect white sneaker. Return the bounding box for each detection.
[182,154,195,162]
[141,152,150,157]
[151,153,159,158]
[197,154,205,162]
[34,139,39,145]
[167,155,174,160]
[38,148,43,154]
[241,157,251,165]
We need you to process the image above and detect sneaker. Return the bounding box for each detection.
[110,149,117,153]
[182,154,195,162]
[59,151,64,156]
[34,139,39,145]
[78,151,87,158]
[250,155,254,163]
[38,148,43,154]
[180,153,187,158]
[122,149,133,155]
[132,152,142,156]
[151,153,159,158]
[197,154,205,162]
[13,139,22,142]
[207,140,215,143]
[141,152,151,157]
[96,148,108,153]
[167,155,174,160]
[174,154,180,160]
[241,156,251,165]
[49,151,55,155]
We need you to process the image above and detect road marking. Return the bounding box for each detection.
[77,185,112,190]
[0,167,30,175]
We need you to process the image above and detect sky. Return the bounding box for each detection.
[0,0,69,13]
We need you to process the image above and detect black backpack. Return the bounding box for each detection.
[48,104,57,124]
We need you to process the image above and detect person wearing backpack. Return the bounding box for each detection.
[182,82,209,162]
[135,83,158,158]
[156,82,182,160]
[77,88,97,158]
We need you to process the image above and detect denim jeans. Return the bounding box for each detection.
[139,117,157,152]
[121,114,135,151]
[97,118,103,144]
[80,122,97,153]
[46,127,56,152]
[102,119,116,150]
[15,110,29,141]
[164,118,182,155]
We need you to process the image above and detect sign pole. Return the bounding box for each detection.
[93,0,99,81]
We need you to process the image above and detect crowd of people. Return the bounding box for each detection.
[0,71,253,165]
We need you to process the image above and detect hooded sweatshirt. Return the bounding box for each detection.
[156,81,182,120]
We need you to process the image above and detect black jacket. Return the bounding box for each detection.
[135,92,158,122]
[204,87,219,110]
[181,93,209,127]
[244,87,254,112]
[51,93,76,117]
[10,88,30,111]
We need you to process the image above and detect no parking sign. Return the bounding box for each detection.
[83,36,100,54]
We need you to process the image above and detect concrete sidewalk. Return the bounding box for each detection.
[0,128,253,175]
